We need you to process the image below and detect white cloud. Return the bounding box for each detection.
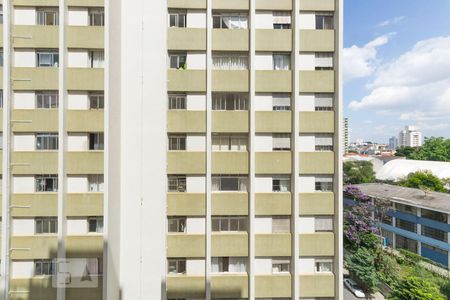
[343,33,394,83]
[349,36,450,129]
[377,16,405,27]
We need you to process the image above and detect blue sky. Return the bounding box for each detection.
[344,0,450,143]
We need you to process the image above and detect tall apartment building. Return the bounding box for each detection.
[389,136,398,150]
[107,0,343,299]
[343,117,348,154]
[399,125,423,148]
[1,0,105,299]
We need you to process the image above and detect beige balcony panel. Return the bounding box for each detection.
[299,152,335,174]
[299,274,335,298]
[0,26,2,47]
[255,192,291,215]
[212,152,248,174]
[11,193,57,217]
[212,0,249,10]
[255,111,291,133]
[168,0,206,9]
[168,70,206,92]
[255,0,292,10]
[167,111,206,133]
[12,152,57,174]
[255,152,291,174]
[167,193,206,216]
[212,111,249,133]
[67,193,104,217]
[0,68,3,89]
[212,192,248,215]
[13,25,58,48]
[300,30,335,52]
[12,68,58,90]
[68,0,104,6]
[211,275,248,299]
[299,192,334,215]
[299,111,335,133]
[68,68,104,91]
[299,70,334,93]
[14,0,105,7]
[68,26,104,49]
[300,0,335,11]
[212,70,249,92]
[11,109,57,132]
[256,29,292,52]
[168,28,206,51]
[256,70,292,93]
[167,234,205,257]
[212,29,249,51]
[167,276,206,298]
[212,234,248,257]
[67,152,104,174]
[66,236,103,258]
[299,232,335,256]
[167,152,206,174]
[255,234,291,256]
[255,275,292,298]
[67,110,104,132]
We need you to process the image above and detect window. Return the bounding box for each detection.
[89,133,104,150]
[0,50,3,67]
[212,93,248,110]
[168,175,186,192]
[35,259,55,275]
[36,8,59,25]
[315,52,333,70]
[37,50,59,67]
[35,175,58,192]
[211,257,247,273]
[272,216,290,233]
[315,259,333,273]
[395,203,417,215]
[212,216,247,232]
[272,258,290,273]
[212,14,248,29]
[421,208,447,223]
[168,217,186,233]
[315,13,333,29]
[315,93,333,111]
[168,94,186,110]
[212,176,248,192]
[272,177,291,192]
[88,174,104,192]
[36,91,58,109]
[315,134,333,151]
[395,235,418,253]
[0,90,3,108]
[88,50,104,68]
[169,52,187,69]
[169,10,186,28]
[89,92,104,109]
[422,226,447,242]
[89,8,104,26]
[272,93,290,111]
[273,11,291,29]
[0,6,3,24]
[212,53,248,70]
[395,219,417,233]
[35,218,57,234]
[315,217,333,232]
[36,133,58,150]
[273,54,290,70]
[315,176,333,191]
[212,135,247,151]
[272,133,291,151]
[168,259,186,274]
[168,135,186,150]
[88,217,104,233]
[0,133,3,150]
[422,243,447,255]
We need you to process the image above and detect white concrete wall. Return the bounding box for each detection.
[13,176,35,193]
[14,92,35,109]
[298,258,315,274]
[187,94,206,110]
[14,7,36,25]
[298,217,315,233]
[298,175,315,192]
[299,53,315,70]
[67,219,87,235]
[255,53,273,70]
[186,176,205,193]
[186,135,205,151]
[12,219,35,235]
[187,52,206,70]
[255,176,272,193]
[254,217,272,233]
[255,11,273,29]
[12,261,34,278]
[186,217,205,234]
[68,8,89,26]
[68,50,89,68]
[254,94,273,111]
[14,50,35,67]
[13,134,35,151]
[254,258,272,274]
[67,176,88,193]
[68,134,89,151]
[299,12,315,29]
[186,259,205,275]
[68,92,90,110]
[298,93,315,111]
[186,10,206,28]
[298,135,315,152]
[254,134,273,152]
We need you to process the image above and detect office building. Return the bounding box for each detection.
[398,126,422,148]
[388,136,398,150]
[343,117,348,154]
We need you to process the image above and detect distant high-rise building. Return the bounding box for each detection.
[399,126,423,147]
[389,136,398,150]
[343,117,349,153]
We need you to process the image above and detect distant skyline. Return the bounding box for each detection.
[344,0,450,143]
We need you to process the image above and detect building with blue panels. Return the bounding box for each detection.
[345,183,450,268]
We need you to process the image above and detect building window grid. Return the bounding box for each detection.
[89,92,104,109]
[395,218,417,233]
[395,203,417,215]
[315,52,334,70]
[36,91,58,109]
[421,225,447,243]
[168,94,187,110]
[168,135,186,151]
[315,133,333,151]
[272,258,290,273]
[88,174,104,192]
[212,216,248,232]
[35,217,58,234]
[315,12,333,30]
[88,50,105,68]
[169,53,187,69]
[36,133,58,150]
[272,133,291,151]
[212,53,249,70]
[272,93,291,111]
[272,216,291,233]
[212,14,248,29]
[88,217,104,233]
[315,93,334,111]
[168,175,187,192]
[34,259,55,275]
[169,10,186,28]
[273,53,291,70]
[212,93,248,110]
[273,11,291,29]
[315,259,333,273]
[89,8,104,26]
[212,176,248,192]
[89,133,104,150]
[315,176,333,191]
[272,177,291,192]
[35,175,58,192]
[212,135,248,151]
[421,208,447,223]
[36,8,59,25]
[36,51,59,67]
[167,259,186,274]
[168,217,186,233]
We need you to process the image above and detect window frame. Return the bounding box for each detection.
[89,92,104,109]
[212,13,248,29]
[167,259,186,274]
[315,259,333,273]
[36,50,59,67]
[168,175,187,192]
[35,217,58,234]
[168,217,187,233]
[36,8,59,25]
[169,10,186,28]
[89,132,104,150]
[169,53,187,69]
[211,175,248,192]
[35,133,58,150]
[34,259,55,276]
[212,216,248,232]
[168,135,187,151]
[168,94,187,110]
[88,174,104,192]
[212,93,248,110]
[35,175,58,192]
[89,8,104,26]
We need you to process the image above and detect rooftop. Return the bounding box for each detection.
[350,183,450,214]
[376,159,450,181]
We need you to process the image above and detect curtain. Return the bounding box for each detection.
[315,217,333,231]
[315,53,333,68]
[211,258,219,273]
[239,178,248,191]
[315,94,333,107]
[211,177,220,191]
[272,94,291,108]
[273,12,291,24]
[272,217,290,233]
[273,134,291,149]
[315,134,333,146]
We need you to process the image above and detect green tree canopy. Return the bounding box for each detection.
[400,171,446,193]
[343,161,375,184]
[395,146,417,158]
[345,247,379,293]
[410,137,450,162]
[390,276,445,300]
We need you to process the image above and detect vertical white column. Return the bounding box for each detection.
[1,0,12,298]
[57,0,68,298]
[292,0,300,298]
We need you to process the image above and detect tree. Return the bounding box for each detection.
[390,276,445,300]
[345,247,379,293]
[410,137,450,162]
[343,161,376,184]
[441,281,450,299]
[395,146,417,158]
[400,171,446,193]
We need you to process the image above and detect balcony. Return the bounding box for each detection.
[212,192,248,215]
[167,110,206,133]
[256,29,292,52]
[67,152,104,174]
[255,0,292,10]
[299,192,335,215]
[67,193,104,217]
[213,29,249,51]
[67,110,104,132]
[299,232,335,256]
[212,0,249,10]
[299,274,335,298]
[300,0,335,11]
[299,152,335,174]
[167,193,206,216]
[168,28,206,51]
[299,70,335,93]
[211,275,248,299]
[255,152,291,174]
[168,69,206,92]
[167,234,205,257]
[68,26,104,49]
[68,68,104,91]
[11,109,57,132]
[212,152,248,174]
[300,30,335,52]
[166,275,206,298]
[256,70,291,93]
[168,0,206,9]
[12,25,58,48]
[68,0,105,7]
[12,151,57,175]
[299,111,335,133]
[12,68,58,90]
[11,193,57,217]
[255,274,291,298]
[212,70,249,92]
[212,233,248,256]
[167,151,206,174]
[255,233,291,256]
[255,192,291,215]
[212,111,249,133]
[255,111,291,133]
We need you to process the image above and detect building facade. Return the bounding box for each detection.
[398,125,422,148]
[343,117,348,154]
[388,136,398,150]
